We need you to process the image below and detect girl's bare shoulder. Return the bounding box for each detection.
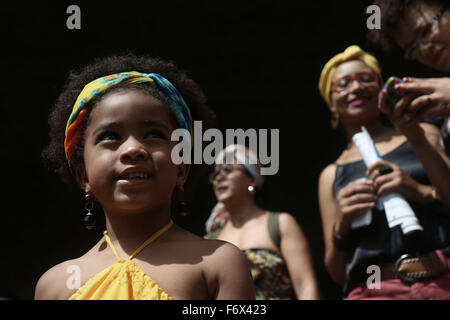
[34,257,85,300]
[167,225,242,255]
[160,226,246,270]
[34,239,106,300]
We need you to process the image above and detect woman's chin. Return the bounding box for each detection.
[218,191,243,205]
[343,107,379,123]
[216,193,231,203]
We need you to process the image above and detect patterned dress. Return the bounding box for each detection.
[205,212,297,300]
[244,248,296,299]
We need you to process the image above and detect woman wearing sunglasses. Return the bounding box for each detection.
[318,45,450,299]
[205,144,319,300]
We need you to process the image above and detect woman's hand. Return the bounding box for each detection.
[380,77,450,121]
[335,180,377,236]
[366,160,432,205]
[394,77,450,120]
[378,82,426,141]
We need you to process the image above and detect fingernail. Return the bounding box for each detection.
[394,84,402,89]
[403,77,410,83]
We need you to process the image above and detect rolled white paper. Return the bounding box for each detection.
[352,127,423,235]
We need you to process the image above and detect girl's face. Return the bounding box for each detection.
[211,164,255,204]
[78,89,188,215]
[394,2,450,71]
[330,60,381,127]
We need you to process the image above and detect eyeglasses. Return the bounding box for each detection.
[331,72,379,94]
[209,165,246,183]
[403,3,448,61]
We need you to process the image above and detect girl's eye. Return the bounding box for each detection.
[145,130,167,140]
[97,131,120,142]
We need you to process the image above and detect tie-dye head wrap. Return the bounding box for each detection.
[64,71,193,172]
[318,45,382,108]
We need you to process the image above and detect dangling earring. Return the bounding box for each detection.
[248,185,255,195]
[178,185,188,217]
[330,112,340,129]
[84,193,96,230]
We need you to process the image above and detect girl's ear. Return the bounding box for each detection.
[176,163,190,188]
[75,163,91,193]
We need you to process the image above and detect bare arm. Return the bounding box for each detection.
[379,87,450,211]
[405,123,450,211]
[35,263,73,300]
[279,213,319,300]
[318,164,377,285]
[211,242,256,300]
[318,164,347,285]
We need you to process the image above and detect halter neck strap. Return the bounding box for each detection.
[103,220,174,261]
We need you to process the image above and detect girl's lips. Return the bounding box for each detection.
[115,177,151,187]
[114,170,152,186]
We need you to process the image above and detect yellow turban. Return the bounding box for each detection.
[318,45,382,108]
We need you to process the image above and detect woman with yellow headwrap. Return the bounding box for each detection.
[317,45,450,299]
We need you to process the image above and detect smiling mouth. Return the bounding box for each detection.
[216,186,228,193]
[348,98,368,107]
[115,173,152,181]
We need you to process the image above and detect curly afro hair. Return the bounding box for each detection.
[42,53,216,192]
[368,0,444,53]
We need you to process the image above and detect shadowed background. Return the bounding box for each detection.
[1,1,447,299]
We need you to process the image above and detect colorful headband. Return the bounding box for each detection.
[64,71,193,171]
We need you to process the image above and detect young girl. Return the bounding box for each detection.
[35,53,255,300]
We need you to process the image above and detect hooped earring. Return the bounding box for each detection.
[84,193,96,230]
[178,185,188,217]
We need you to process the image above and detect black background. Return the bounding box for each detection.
[0,1,447,300]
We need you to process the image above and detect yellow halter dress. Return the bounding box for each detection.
[69,220,174,300]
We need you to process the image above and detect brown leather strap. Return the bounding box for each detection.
[380,251,450,282]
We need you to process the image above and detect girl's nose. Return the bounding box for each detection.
[119,138,149,162]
